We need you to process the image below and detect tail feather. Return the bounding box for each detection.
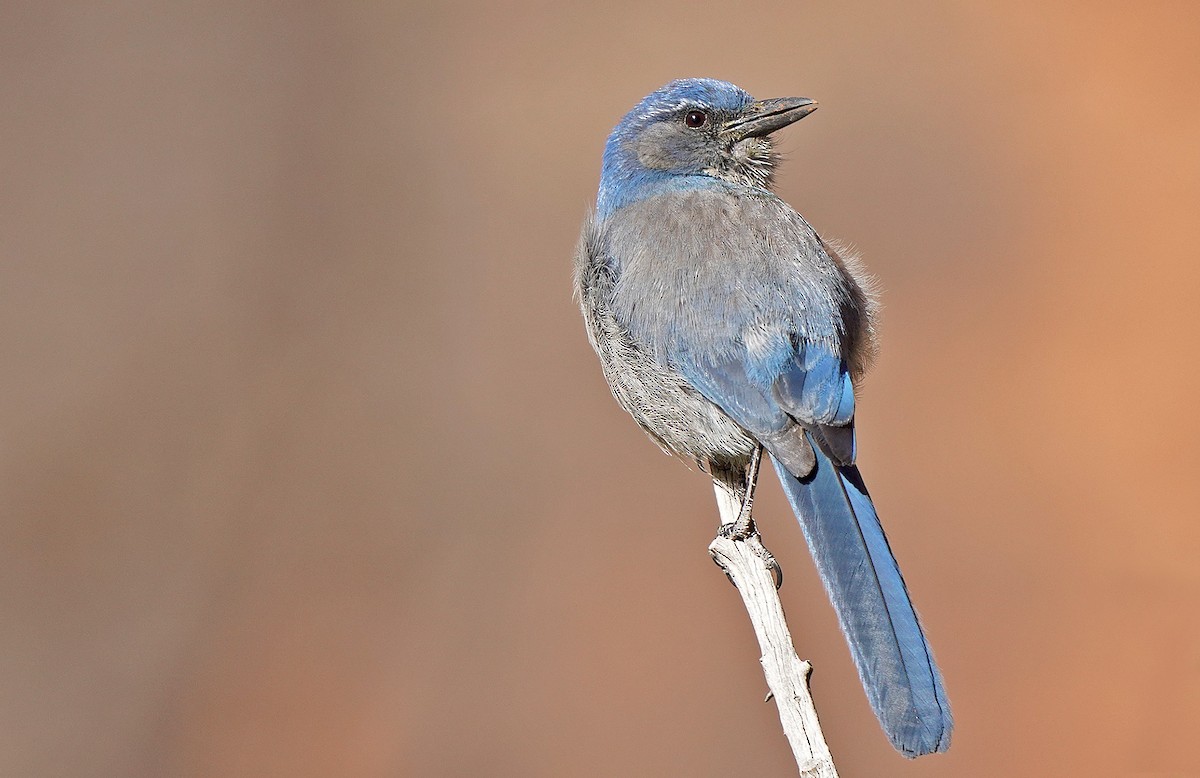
[769,445,952,757]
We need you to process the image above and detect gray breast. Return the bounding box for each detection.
[573,213,756,468]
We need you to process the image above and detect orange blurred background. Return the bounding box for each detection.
[3,2,1199,776]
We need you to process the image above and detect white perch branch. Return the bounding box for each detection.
[709,484,839,777]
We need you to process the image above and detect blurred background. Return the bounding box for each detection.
[2,2,1198,776]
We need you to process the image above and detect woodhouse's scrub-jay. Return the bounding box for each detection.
[574,78,952,757]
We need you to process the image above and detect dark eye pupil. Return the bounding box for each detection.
[685,110,707,128]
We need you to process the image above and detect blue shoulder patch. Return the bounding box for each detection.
[772,344,855,426]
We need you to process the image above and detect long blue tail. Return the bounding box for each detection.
[770,445,952,757]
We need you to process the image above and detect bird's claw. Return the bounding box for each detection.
[718,519,753,541]
[749,536,784,590]
[715,524,784,590]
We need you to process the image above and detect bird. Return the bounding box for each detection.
[573,78,952,757]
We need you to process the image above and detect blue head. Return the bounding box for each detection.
[597,78,817,217]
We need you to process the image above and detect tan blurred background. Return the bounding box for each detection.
[2,2,1198,776]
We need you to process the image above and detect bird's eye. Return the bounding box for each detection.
[684,110,708,128]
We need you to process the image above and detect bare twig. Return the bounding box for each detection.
[710,484,839,777]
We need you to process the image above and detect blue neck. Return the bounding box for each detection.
[597,163,778,220]
[596,126,705,219]
[598,170,714,219]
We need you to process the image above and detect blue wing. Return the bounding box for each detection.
[675,342,953,757]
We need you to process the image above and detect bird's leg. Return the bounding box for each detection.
[717,445,782,588]
[723,444,762,540]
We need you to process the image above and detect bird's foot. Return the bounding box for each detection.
[718,517,754,541]
[716,520,783,589]
[747,533,783,590]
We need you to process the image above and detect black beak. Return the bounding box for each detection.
[722,97,817,140]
